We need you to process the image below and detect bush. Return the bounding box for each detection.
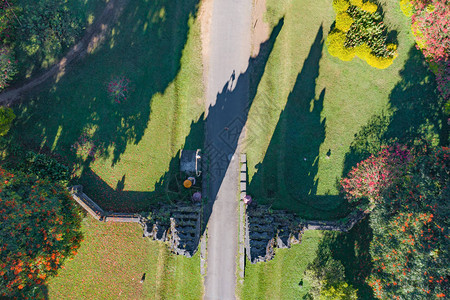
[410,0,450,62]
[25,151,71,184]
[0,107,15,136]
[349,0,363,7]
[336,12,354,32]
[361,1,378,13]
[400,0,413,16]
[327,30,356,61]
[366,147,450,299]
[327,1,398,69]
[0,47,17,90]
[333,0,351,12]
[340,144,412,203]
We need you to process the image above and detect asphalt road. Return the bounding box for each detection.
[203,0,252,299]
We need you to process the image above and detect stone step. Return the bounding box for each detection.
[248,217,273,225]
[249,231,273,241]
[172,213,199,220]
[175,206,201,213]
[174,219,197,227]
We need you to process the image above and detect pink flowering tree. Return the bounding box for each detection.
[406,0,450,114]
[410,0,449,62]
[340,144,413,203]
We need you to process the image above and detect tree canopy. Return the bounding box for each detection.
[342,145,449,299]
[0,167,83,298]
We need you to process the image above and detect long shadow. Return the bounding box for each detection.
[202,19,284,230]
[247,25,349,220]
[10,0,200,171]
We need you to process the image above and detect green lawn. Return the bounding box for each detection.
[47,215,203,299]
[10,0,205,212]
[245,0,441,220]
[239,230,323,300]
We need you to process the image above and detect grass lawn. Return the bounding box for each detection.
[239,230,323,300]
[245,0,441,220]
[47,215,203,299]
[10,0,205,212]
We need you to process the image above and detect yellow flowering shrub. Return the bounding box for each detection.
[336,12,354,32]
[349,0,363,8]
[327,30,356,61]
[333,0,350,12]
[361,1,378,13]
[399,0,413,16]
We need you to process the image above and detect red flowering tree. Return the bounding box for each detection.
[340,144,412,203]
[0,168,83,298]
[342,146,449,299]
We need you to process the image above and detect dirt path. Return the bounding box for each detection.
[0,0,130,106]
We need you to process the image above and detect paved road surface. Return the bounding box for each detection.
[203,0,252,299]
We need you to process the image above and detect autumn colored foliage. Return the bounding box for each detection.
[342,146,449,299]
[0,168,83,298]
[401,0,450,115]
[340,144,412,203]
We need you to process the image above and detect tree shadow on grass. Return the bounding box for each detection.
[77,113,204,212]
[343,46,442,175]
[247,25,349,220]
[10,0,200,169]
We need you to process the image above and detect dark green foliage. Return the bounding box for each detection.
[0,0,18,43]
[0,168,83,298]
[18,0,82,51]
[24,151,70,184]
[0,107,15,136]
[12,0,83,76]
[0,47,17,90]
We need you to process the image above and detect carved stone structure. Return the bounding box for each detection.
[245,204,302,263]
[144,205,202,257]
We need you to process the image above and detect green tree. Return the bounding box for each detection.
[18,0,82,57]
[0,107,15,136]
[0,168,83,298]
